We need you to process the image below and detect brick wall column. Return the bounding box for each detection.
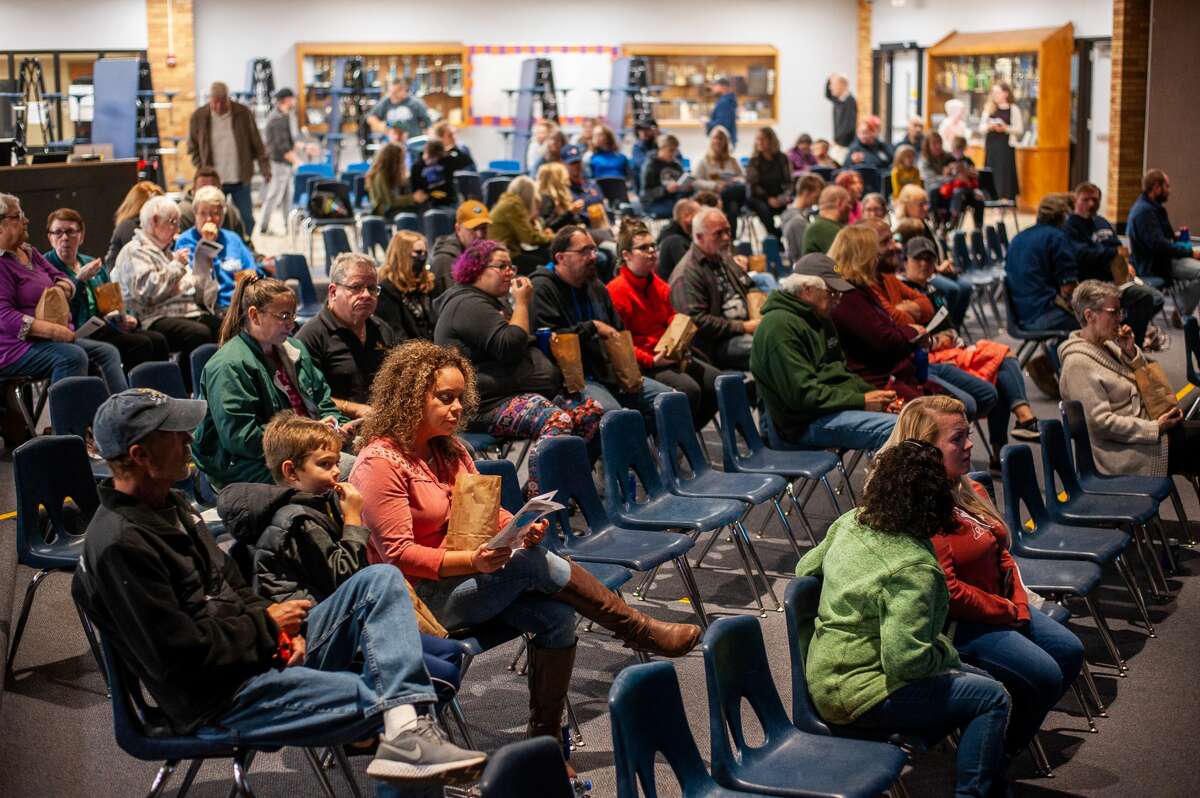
[145,0,196,188]
[1107,0,1150,221]
[856,0,873,125]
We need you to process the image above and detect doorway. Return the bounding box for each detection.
[872,42,924,146]
[1070,37,1112,192]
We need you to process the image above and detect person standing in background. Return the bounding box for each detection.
[367,78,432,140]
[979,82,1023,202]
[824,73,857,163]
[706,77,738,149]
[259,88,299,236]
[187,81,270,234]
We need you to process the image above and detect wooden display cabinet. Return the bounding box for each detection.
[925,24,1073,212]
[620,44,778,130]
[295,42,467,134]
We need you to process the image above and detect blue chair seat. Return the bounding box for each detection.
[1012,555,1104,596]
[1051,492,1159,527]
[564,525,695,572]
[724,732,908,798]
[1041,602,1072,625]
[460,431,501,453]
[583,561,634,591]
[1018,522,1130,565]
[734,446,841,481]
[669,468,785,505]
[1076,472,1173,502]
[613,492,745,532]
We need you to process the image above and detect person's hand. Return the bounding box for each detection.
[260,256,276,275]
[285,634,306,667]
[570,199,585,214]
[1116,323,1137,358]
[1157,407,1184,434]
[267,599,313,635]
[54,279,76,299]
[42,323,76,343]
[742,318,761,334]
[521,519,548,548]
[1127,262,1138,282]
[413,190,430,204]
[908,323,927,336]
[174,248,192,266]
[864,389,898,411]
[652,352,677,367]
[338,417,365,439]
[850,151,865,164]
[333,481,364,517]
[592,320,620,339]
[77,261,104,282]
[937,258,956,275]
[1059,282,1077,299]
[471,543,511,574]
[896,300,923,318]
[733,254,750,271]
[664,181,678,193]
[510,275,534,305]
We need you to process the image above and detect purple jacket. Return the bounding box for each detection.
[0,246,71,369]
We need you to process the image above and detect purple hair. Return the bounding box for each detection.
[452,238,505,285]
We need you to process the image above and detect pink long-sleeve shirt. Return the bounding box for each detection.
[351,436,513,582]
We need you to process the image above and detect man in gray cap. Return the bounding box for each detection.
[749,254,899,451]
[72,389,487,788]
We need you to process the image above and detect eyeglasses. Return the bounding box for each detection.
[487,261,516,273]
[1097,306,1125,319]
[335,282,382,296]
[260,309,296,324]
[563,246,598,257]
[632,243,658,253]
[709,228,733,239]
[48,228,82,237]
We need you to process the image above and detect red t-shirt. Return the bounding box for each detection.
[606,265,677,369]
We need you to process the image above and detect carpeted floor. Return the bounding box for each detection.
[3,247,1199,797]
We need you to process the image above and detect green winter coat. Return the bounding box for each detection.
[795,510,960,725]
[192,332,345,487]
[750,289,874,441]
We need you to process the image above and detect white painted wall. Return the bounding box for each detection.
[872,0,1112,47]
[0,0,147,51]
[191,0,859,164]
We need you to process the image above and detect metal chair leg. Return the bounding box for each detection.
[5,568,52,682]
[448,697,476,749]
[173,759,204,798]
[734,520,782,611]
[692,526,726,569]
[1028,735,1055,777]
[74,600,110,694]
[1080,661,1108,716]
[1167,483,1196,546]
[328,745,365,798]
[1070,682,1098,733]
[673,557,710,629]
[1114,555,1156,637]
[565,695,584,747]
[728,527,768,617]
[508,636,529,672]
[1133,524,1170,597]
[1081,596,1127,673]
[1150,517,1178,574]
[301,747,339,798]
[145,760,179,798]
[230,750,258,798]
[820,476,842,517]
[770,495,807,555]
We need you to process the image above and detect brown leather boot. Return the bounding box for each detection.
[527,642,576,740]
[554,561,701,657]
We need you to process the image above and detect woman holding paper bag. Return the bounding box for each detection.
[1060,280,1200,478]
[352,341,701,742]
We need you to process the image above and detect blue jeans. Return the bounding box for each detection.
[0,340,87,385]
[846,665,1010,798]
[931,273,974,327]
[584,376,674,430]
[76,336,129,392]
[223,181,256,235]
[786,409,897,452]
[929,363,996,422]
[414,547,576,649]
[987,357,1030,447]
[196,565,435,748]
[953,609,1084,754]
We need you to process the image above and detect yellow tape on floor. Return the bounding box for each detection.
[0,511,15,521]
[1178,383,1195,401]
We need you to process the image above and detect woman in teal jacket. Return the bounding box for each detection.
[192,275,350,487]
[796,440,1010,798]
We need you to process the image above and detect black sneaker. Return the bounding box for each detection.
[366,715,486,784]
[1010,418,1041,442]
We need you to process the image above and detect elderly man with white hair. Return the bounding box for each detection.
[749,252,898,452]
[174,185,267,309]
[112,195,221,392]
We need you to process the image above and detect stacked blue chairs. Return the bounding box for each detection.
[129,360,188,399]
[483,176,514,208]
[952,231,995,334]
[714,374,843,546]
[654,392,796,596]
[322,226,353,275]
[600,410,770,613]
[969,228,1004,316]
[978,167,1020,231]
[274,254,324,322]
[392,211,421,233]
[1001,444,1155,644]
[454,171,484,202]
[6,436,105,685]
[702,615,907,797]
[985,224,1006,263]
[531,435,707,627]
[359,215,392,259]
[48,376,111,480]
[609,661,761,798]
[478,737,575,798]
[422,207,456,242]
[1039,419,1173,597]
[1060,399,1195,545]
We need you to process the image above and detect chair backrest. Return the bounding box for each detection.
[478,737,574,798]
[359,216,392,258]
[1185,317,1200,387]
[810,165,834,183]
[977,166,998,200]
[296,161,335,180]
[596,176,629,207]
[701,615,796,785]
[609,661,719,798]
[342,160,370,175]
[310,178,352,206]
[999,443,1048,552]
[654,392,713,493]
[734,241,753,258]
[996,220,1010,250]
[881,170,893,203]
[322,227,353,273]
[762,235,784,276]
[715,374,767,472]
[49,376,109,439]
[473,457,525,515]
[1038,418,1085,505]
[951,231,972,272]
[14,435,100,567]
[985,225,1004,262]
[422,208,455,242]
[97,634,187,759]
[966,469,997,503]
[851,164,882,195]
[128,361,188,399]
[600,410,669,517]
[488,159,522,174]
[1002,277,1030,332]
[393,211,420,232]
[454,171,484,202]
[484,176,514,208]
[1059,399,1100,478]
[530,435,614,539]
[782,577,833,736]
[275,253,320,309]
[969,229,990,268]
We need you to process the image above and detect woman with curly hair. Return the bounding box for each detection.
[432,238,603,456]
[349,339,700,748]
[377,230,436,340]
[796,438,1010,798]
[881,396,1083,772]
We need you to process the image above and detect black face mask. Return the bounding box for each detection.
[412,252,428,270]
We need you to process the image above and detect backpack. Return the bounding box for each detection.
[307,189,351,220]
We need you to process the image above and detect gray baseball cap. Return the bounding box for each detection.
[93,388,208,459]
[906,236,939,261]
[793,253,854,292]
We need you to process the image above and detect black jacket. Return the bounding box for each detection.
[71,482,279,734]
[656,221,691,281]
[218,483,371,604]
[530,265,624,386]
[640,156,686,205]
[430,233,464,298]
[668,244,756,361]
[825,80,858,148]
[378,280,437,341]
[433,284,562,413]
[1064,213,1121,283]
[747,152,792,201]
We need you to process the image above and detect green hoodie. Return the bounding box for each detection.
[749,289,875,441]
[192,332,345,487]
[795,510,959,725]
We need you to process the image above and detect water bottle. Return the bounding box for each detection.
[1180,227,1191,244]
[914,347,929,383]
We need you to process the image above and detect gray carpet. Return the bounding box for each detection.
[3,321,1199,797]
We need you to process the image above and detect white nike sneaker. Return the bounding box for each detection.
[366,715,487,784]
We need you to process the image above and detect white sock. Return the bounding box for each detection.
[383,703,419,738]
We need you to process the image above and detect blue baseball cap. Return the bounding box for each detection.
[561,144,584,164]
[93,388,208,459]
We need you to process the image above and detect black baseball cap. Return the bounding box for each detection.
[905,237,939,261]
[93,389,208,459]
[793,253,853,292]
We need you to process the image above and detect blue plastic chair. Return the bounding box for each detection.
[714,374,843,543]
[531,435,707,627]
[702,615,906,798]
[488,159,522,174]
[1185,318,1200,418]
[322,226,353,275]
[985,225,1005,263]
[454,171,484,202]
[484,176,514,209]
[129,360,188,399]
[48,376,112,479]
[422,208,455,242]
[478,737,574,798]
[761,236,784,277]
[850,165,882,196]
[392,211,420,233]
[359,215,391,259]
[1001,444,1154,639]
[609,661,757,798]
[600,410,762,610]
[1002,277,1068,368]
[6,436,105,684]
[274,253,324,322]
[1039,419,1172,596]
[953,231,996,334]
[188,344,220,400]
